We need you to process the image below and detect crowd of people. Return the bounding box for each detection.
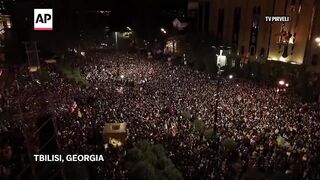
[1,52,320,179]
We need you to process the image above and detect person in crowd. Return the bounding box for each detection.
[0,52,319,179]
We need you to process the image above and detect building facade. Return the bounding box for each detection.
[0,0,11,47]
[188,0,210,32]
[208,0,319,65]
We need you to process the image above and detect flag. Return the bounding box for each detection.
[116,87,124,94]
[276,135,290,147]
[71,101,77,112]
[241,53,250,65]
[78,109,82,118]
[164,122,168,130]
[168,105,174,116]
[170,122,177,136]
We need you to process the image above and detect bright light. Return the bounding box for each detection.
[289,38,294,44]
[315,37,320,43]
[120,75,124,79]
[127,26,132,31]
[228,75,233,79]
[318,42,320,47]
[278,80,285,86]
[161,28,167,34]
[279,56,288,62]
[285,83,289,87]
[80,51,85,56]
[216,50,227,67]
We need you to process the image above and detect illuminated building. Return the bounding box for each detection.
[208,0,319,65]
[0,15,11,30]
[0,15,11,48]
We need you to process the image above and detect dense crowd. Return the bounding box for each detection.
[1,52,320,179]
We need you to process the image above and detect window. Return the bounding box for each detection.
[311,54,319,66]
[217,8,224,41]
[199,1,210,32]
[249,6,261,50]
[259,48,265,57]
[232,8,241,45]
[250,46,255,56]
[240,46,245,55]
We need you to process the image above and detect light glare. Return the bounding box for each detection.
[279,80,285,86]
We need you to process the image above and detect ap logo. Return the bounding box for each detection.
[34,9,53,31]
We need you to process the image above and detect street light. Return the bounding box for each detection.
[115,32,118,50]
[278,80,285,86]
[161,28,167,34]
[315,37,320,43]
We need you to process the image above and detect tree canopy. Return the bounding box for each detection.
[125,141,183,180]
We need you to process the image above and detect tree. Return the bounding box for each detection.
[204,128,214,140]
[193,118,205,134]
[242,168,265,180]
[222,138,237,151]
[186,33,217,72]
[4,29,26,64]
[125,141,183,180]
[181,111,191,121]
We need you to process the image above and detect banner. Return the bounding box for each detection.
[71,101,77,113]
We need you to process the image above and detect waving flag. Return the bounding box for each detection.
[71,101,77,113]
[168,105,174,116]
[276,135,290,147]
[78,109,83,118]
[170,122,177,136]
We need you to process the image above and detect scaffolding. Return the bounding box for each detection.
[23,41,41,74]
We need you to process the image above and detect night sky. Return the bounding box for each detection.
[5,0,187,36]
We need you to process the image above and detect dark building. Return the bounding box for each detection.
[187,0,210,32]
[207,0,320,66]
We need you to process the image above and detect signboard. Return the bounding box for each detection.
[103,122,127,147]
